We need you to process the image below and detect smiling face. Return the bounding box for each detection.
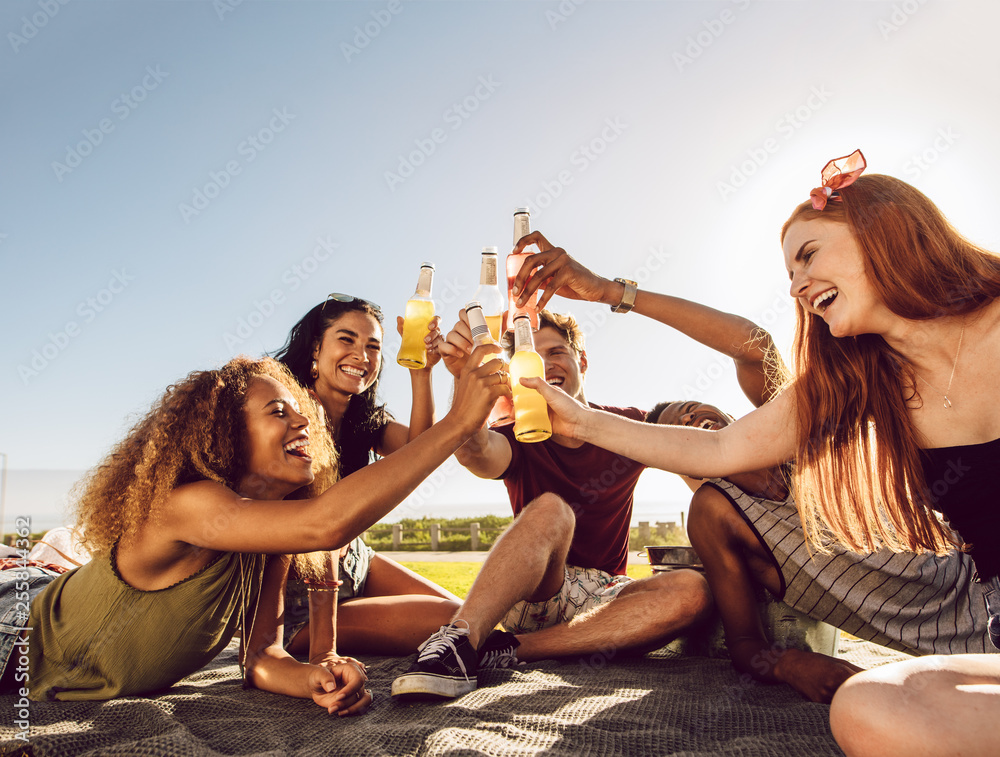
[783,217,891,338]
[655,401,734,431]
[312,310,383,397]
[239,375,314,499]
[533,325,588,402]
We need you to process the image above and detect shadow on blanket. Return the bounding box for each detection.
[2,639,908,757]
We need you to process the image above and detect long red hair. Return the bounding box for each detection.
[781,174,1000,554]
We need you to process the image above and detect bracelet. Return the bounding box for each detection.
[304,578,343,592]
[611,278,638,313]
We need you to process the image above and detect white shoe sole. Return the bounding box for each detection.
[390,672,477,699]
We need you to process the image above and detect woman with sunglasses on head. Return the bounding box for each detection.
[274,294,461,660]
[0,352,503,710]
[508,151,1000,756]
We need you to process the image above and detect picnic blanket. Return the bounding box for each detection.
[1,638,907,756]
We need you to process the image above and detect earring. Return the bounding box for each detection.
[310,359,319,380]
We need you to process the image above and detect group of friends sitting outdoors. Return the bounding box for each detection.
[2,151,998,756]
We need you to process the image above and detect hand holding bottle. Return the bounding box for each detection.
[397,262,436,369]
[437,308,511,378]
[437,309,476,378]
[396,314,444,371]
[511,232,619,311]
[517,375,590,441]
[446,343,511,436]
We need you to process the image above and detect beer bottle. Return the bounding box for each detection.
[510,314,551,442]
[466,300,514,427]
[474,246,505,342]
[397,262,435,369]
[506,207,539,331]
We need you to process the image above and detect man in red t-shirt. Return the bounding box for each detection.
[393,300,770,700]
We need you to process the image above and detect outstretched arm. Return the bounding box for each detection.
[510,232,783,407]
[522,375,797,478]
[163,344,509,555]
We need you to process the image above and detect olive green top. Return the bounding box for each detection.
[27,545,265,701]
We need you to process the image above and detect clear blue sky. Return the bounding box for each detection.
[2,0,999,533]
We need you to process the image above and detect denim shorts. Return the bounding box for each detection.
[0,565,63,688]
[501,564,632,635]
[282,537,374,649]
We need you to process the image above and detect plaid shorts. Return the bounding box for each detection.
[501,564,632,634]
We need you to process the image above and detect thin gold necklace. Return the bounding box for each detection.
[915,322,966,409]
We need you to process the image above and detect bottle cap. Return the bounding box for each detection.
[513,207,530,215]
[420,261,435,270]
[481,246,498,254]
[465,301,482,312]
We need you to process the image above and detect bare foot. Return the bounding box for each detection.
[774,648,865,703]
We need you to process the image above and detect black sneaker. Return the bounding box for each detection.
[391,622,479,699]
[478,630,521,670]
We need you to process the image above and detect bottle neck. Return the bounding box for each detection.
[512,318,535,352]
[479,254,498,287]
[513,213,530,244]
[414,267,434,297]
[467,307,493,346]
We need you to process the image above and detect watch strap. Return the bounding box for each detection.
[611,278,638,313]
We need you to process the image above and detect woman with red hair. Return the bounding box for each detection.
[510,151,1000,756]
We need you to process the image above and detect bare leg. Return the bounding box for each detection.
[830,655,1000,757]
[362,554,461,602]
[514,568,712,662]
[455,492,575,649]
[335,595,460,655]
[688,483,861,703]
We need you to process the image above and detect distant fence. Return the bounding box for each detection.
[363,514,686,552]
[362,522,506,551]
[635,517,685,545]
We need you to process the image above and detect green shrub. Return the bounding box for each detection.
[362,515,690,552]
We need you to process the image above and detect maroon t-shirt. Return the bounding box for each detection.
[497,404,647,576]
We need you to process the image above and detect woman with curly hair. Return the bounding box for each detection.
[507,151,1000,755]
[273,295,461,658]
[1,350,502,711]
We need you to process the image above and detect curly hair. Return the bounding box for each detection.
[73,356,338,557]
[273,298,392,477]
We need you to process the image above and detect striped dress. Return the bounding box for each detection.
[705,478,994,656]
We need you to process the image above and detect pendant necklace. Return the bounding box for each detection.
[915,322,966,409]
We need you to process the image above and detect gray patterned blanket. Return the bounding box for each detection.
[1,639,907,757]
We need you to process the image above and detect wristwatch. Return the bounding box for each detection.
[611,278,638,313]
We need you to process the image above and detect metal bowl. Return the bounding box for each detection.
[641,545,704,571]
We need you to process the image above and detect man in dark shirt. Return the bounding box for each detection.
[393,299,769,699]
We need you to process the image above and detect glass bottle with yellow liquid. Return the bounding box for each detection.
[396,262,435,369]
[466,300,514,427]
[474,246,505,342]
[510,314,551,442]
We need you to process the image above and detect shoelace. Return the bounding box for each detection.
[416,626,471,677]
[479,647,519,669]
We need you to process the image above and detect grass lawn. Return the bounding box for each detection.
[400,561,653,599]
